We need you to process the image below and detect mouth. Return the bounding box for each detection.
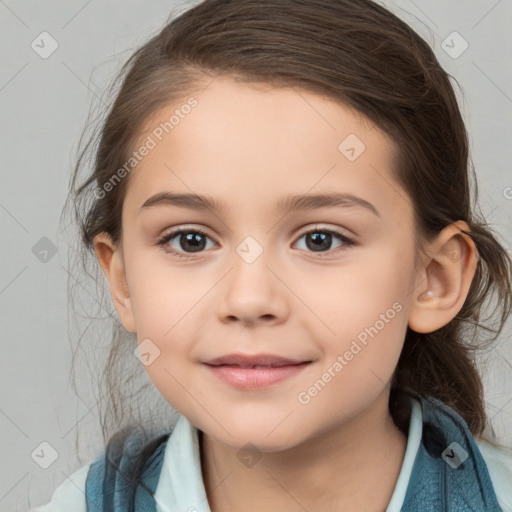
[203,360,312,389]
[204,353,311,367]
[206,362,307,368]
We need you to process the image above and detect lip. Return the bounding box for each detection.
[203,353,312,390]
[204,353,309,367]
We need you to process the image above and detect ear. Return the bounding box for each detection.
[93,232,137,333]
[408,221,479,333]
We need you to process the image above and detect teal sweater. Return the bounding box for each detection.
[84,395,503,511]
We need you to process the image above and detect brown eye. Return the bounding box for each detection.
[294,228,354,255]
[157,228,216,256]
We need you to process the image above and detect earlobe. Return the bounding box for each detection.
[93,232,137,333]
[408,221,478,334]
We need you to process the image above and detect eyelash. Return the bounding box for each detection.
[156,226,355,259]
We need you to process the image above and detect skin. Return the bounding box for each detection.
[94,76,478,511]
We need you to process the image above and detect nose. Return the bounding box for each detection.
[216,247,290,326]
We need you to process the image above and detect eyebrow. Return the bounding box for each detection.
[139,192,380,217]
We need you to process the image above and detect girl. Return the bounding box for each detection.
[33,0,512,510]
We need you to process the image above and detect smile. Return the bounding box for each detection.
[203,362,311,390]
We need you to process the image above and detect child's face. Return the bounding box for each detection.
[111,77,424,450]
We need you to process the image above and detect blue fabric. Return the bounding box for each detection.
[85,431,170,512]
[85,395,502,511]
[401,395,502,511]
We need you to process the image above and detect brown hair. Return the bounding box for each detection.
[61,0,511,503]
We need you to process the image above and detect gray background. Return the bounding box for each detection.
[1,0,511,510]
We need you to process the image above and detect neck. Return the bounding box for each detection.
[200,390,408,512]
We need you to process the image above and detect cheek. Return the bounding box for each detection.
[301,243,414,375]
[125,245,204,338]
[124,248,214,403]
[302,243,413,330]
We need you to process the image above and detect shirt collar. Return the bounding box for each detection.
[155,397,423,512]
[155,413,212,512]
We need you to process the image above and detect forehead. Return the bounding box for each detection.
[123,77,408,220]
